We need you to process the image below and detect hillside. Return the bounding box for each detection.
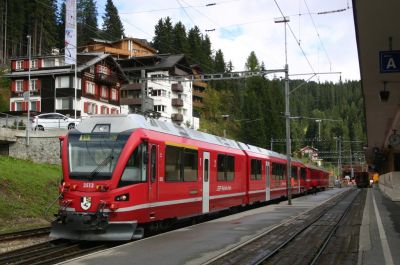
[0,157,61,233]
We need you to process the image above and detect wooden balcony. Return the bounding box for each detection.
[171,113,183,122]
[192,89,205,97]
[121,83,143,91]
[94,72,119,86]
[172,98,184,107]
[171,83,183,93]
[193,101,204,109]
[120,97,142,105]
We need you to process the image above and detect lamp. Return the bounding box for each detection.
[380,81,389,102]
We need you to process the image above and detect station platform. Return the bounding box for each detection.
[62,188,348,265]
[358,187,400,265]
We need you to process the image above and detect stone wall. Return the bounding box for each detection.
[7,130,66,165]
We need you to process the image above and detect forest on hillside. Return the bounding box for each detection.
[0,1,366,167]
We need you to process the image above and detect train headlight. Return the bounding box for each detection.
[115,193,129,201]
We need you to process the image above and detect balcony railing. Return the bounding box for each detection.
[94,72,119,85]
[120,97,142,105]
[172,98,184,107]
[171,113,183,122]
[171,83,183,93]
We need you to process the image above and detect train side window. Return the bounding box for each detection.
[217,154,235,181]
[251,159,262,180]
[291,166,298,179]
[183,148,198,181]
[226,155,235,181]
[119,143,147,187]
[165,146,182,181]
[150,145,157,182]
[301,168,307,180]
[217,154,225,181]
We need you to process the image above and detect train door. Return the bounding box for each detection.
[202,152,210,213]
[266,161,270,201]
[148,144,158,205]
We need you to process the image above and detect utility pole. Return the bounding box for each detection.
[338,137,342,178]
[26,35,31,146]
[141,70,146,113]
[275,16,291,205]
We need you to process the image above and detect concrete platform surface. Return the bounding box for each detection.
[358,187,400,265]
[61,188,348,265]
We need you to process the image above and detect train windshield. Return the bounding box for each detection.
[68,133,129,180]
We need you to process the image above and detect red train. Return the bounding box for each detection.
[50,114,330,241]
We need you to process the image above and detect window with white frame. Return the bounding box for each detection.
[111,88,117,100]
[87,102,97,114]
[15,101,23,111]
[30,79,37,91]
[30,59,38,69]
[154,105,166,112]
[16,61,23,70]
[56,76,70,88]
[86,81,95,94]
[15,80,23,92]
[101,86,107,98]
[58,98,70,110]
[30,101,37,111]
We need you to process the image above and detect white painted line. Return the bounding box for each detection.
[372,191,394,265]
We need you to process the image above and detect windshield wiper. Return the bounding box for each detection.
[88,154,114,180]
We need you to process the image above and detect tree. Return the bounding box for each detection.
[245,51,260,71]
[172,21,189,55]
[101,0,125,41]
[57,1,66,49]
[214,49,226,73]
[152,17,173,54]
[77,0,98,47]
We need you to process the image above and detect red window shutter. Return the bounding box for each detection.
[36,79,41,92]
[95,84,99,96]
[11,102,15,111]
[36,101,40,111]
[23,102,28,111]
[11,61,16,70]
[23,80,28,91]
[23,60,28,70]
[95,105,98,114]
[11,80,15,92]
[84,102,89,113]
[38,59,42,68]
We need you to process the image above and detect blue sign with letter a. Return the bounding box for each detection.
[380,51,400,73]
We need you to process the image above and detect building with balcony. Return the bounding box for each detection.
[83,37,157,59]
[191,65,207,115]
[118,54,196,128]
[7,53,128,117]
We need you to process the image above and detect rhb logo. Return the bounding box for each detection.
[80,196,92,210]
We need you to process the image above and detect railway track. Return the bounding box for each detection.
[0,239,118,265]
[0,227,51,243]
[206,188,362,265]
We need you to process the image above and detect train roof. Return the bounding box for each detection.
[74,114,303,163]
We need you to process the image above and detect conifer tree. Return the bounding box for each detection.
[214,49,226,72]
[102,0,125,41]
[77,0,98,47]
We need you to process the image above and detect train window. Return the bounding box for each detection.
[119,143,147,187]
[272,163,286,181]
[251,159,262,180]
[150,145,157,183]
[301,168,307,180]
[217,154,235,181]
[183,148,198,181]
[226,155,235,181]
[165,146,198,182]
[217,154,225,181]
[291,166,298,179]
[165,146,182,181]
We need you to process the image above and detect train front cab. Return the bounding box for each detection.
[51,128,155,241]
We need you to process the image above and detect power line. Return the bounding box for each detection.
[303,0,332,71]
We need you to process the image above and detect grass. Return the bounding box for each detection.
[0,156,61,233]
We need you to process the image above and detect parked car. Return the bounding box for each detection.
[31,113,80,131]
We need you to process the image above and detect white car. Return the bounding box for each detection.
[32,113,80,131]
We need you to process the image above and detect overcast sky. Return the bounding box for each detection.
[96,0,359,82]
